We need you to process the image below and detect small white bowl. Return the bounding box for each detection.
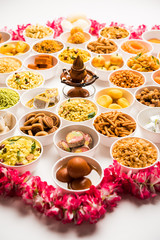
[95,87,135,114]
[142,30,160,55]
[0,40,31,60]
[126,55,160,84]
[86,39,119,58]
[110,136,159,173]
[53,124,100,158]
[18,109,61,146]
[32,39,65,56]
[23,54,59,80]
[0,56,23,84]
[52,154,103,194]
[93,111,137,147]
[58,47,91,70]
[108,69,146,93]
[99,26,131,45]
[60,31,92,49]
[57,98,99,127]
[20,87,60,112]
[90,54,125,81]
[0,135,43,173]
[0,87,20,113]
[6,70,45,95]
[134,85,160,111]
[120,39,153,61]
[23,26,54,45]
[0,110,17,141]
[137,107,160,143]
[61,18,91,32]
[0,31,12,45]
[151,69,160,86]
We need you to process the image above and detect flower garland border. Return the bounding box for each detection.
[0,18,160,225]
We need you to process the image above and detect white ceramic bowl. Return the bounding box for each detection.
[0,87,20,114]
[95,87,135,114]
[90,54,125,81]
[20,87,60,112]
[61,18,91,32]
[6,70,45,95]
[32,39,65,56]
[18,109,61,146]
[60,31,92,49]
[134,85,160,112]
[23,54,59,80]
[120,39,153,61]
[0,110,17,141]
[58,47,91,70]
[52,154,103,194]
[0,56,23,84]
[142,30,160,54]
[0,31,12,45]
[108,69,146,93]
[53,124,100,158]
[137,107,160,143]
[56,98,99,127]
[126,55,160,84]
[0,135,43,173]
[151,69,160,86]
[110,136,159,173]
[93,111,137,147]
[99,26,131,45]
[0,40,31,60]
[86,39,119,58]
[23,26,54,45]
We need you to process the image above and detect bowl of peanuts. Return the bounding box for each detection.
[134,85,160,111]
[95,87,135,114]
[93,111,137,147]
[86,37,119,57]
[110,136,159,173]
[108,69,146,93]
[18,110,61,146]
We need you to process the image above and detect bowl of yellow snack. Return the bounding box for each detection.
[60,27,92,48]
[99,26,130,45]
[95,87,135,114]
[58,47,91,70]
[57,98,99,127]
[23,24,54,45]
[0,135,43,173]
[0,56,23,84]
[90,54,125,81]
[126,53,160,83]
[0,41,31,60]
[6,70,45,95]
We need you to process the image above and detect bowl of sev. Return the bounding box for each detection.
[93,110,137,147]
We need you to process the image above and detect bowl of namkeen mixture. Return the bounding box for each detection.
[110,136,159,173]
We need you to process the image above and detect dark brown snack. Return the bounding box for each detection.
[56,166,72,182]
[136,87,160,107]
[67,157,91,178]
[70,177,92,190]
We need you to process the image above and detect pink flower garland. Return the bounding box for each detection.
[1,161,160,225]
[1,18,160,225]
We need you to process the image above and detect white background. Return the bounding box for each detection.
[0,0,160,240]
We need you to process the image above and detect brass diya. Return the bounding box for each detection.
[60,56,98,98]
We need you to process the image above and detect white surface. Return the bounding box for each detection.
[0,0,160,240]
